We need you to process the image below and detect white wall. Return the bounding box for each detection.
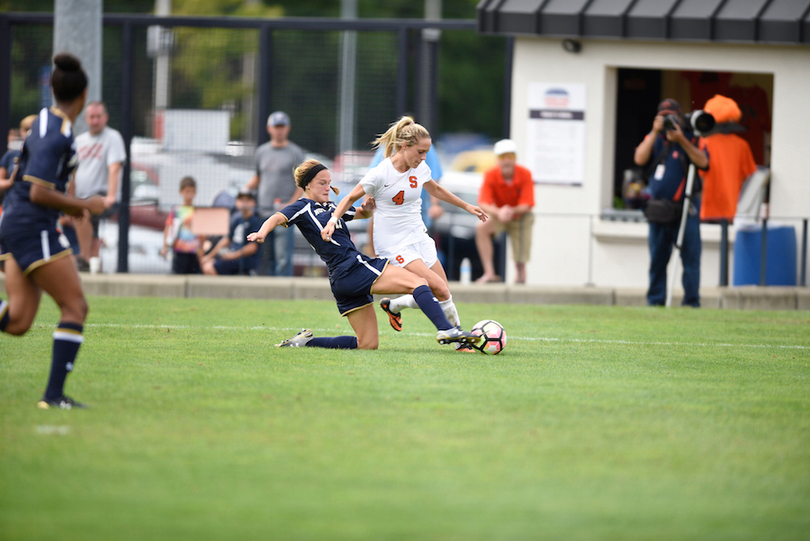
[509,37,810,289]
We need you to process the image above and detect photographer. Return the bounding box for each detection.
[634,98,709,307]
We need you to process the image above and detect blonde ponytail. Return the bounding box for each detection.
[372,116,431,158]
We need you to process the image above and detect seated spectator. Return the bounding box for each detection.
[474,139,535,284]
[200,189,262,276]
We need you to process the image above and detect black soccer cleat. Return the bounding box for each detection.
[379,298,402,332]
[436,326,482,346]
[37,395,88,410]
[276,329,314,347]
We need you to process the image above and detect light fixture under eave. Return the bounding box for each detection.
[562,39,582,53]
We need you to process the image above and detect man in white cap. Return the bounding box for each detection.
[245,111,305,275]
[475,139,535,284]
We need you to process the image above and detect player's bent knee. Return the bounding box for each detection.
[357,336,379,350]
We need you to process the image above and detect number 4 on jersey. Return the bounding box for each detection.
[391,190,405,205]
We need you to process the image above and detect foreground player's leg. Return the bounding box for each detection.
[276,329,358,349]
[379,297,402,331]
[29,256,90,409]
[38,322,87,409]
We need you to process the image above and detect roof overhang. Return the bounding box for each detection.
[477,0,810,45]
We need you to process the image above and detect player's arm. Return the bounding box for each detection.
[247,212,286,243]
[353,196,375,220]
[424,179,488,222]
[0,167,12,191]
[321,183,366,241]
[104,161,122,208]
[29,182,104,217]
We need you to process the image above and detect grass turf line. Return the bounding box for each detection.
[1,296,808,541]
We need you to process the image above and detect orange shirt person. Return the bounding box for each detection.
[699,95,757,222]
[475,139,535,284]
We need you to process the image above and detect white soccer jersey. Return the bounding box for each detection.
[359,158,432,257]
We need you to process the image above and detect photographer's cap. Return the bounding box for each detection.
[493,139,517,157]
[267,111,290,127]
[657,98,683,117]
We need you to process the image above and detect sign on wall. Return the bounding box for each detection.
[527,83,586,186]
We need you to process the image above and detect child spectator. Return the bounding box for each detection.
[200,189,262,276]
[161,176,203,274]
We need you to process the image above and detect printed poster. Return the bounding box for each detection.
[527,83,586,186]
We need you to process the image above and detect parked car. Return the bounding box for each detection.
[431,171,507,282]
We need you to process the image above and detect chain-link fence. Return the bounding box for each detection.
[0,13,507,275]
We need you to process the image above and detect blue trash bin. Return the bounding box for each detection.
[733,225,797,286]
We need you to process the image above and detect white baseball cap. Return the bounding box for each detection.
[493,139,517,156]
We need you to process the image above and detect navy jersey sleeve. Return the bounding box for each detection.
[341,204,358,223]
[278,199,308,226]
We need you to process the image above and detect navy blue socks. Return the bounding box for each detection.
[45,322,84,400]
[308,336,358,349]
[0,300,9,332]
[413,284,453,331]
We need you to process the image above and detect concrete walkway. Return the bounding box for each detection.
[3,274,807,311]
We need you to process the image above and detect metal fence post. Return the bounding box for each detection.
[719,219,729,286]
[760,218,768,286]
[801,218,807,287]
[256,24,272,147]
[0,15,11,158]
[117,20,133,273]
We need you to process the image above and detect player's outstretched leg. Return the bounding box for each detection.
[379,298,402,332]
[276,329,358,349]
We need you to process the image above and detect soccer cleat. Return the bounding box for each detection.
[436,326,482,346]
[379,298,402,332]
[455,344,478,353]
[36,395,88,410]
[276,329,314,347]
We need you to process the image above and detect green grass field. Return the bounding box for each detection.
[1,296,809,540]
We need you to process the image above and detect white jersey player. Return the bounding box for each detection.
[323,116,488,351]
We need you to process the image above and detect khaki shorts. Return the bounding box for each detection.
[491,212,534,263]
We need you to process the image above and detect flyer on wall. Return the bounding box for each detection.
[527,83,586,186]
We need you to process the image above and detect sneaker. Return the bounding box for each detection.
[37,395,88,410]
[436,326,482,346]
[379,298,402,332]
[276,329,314,347]
[455,344,478,353]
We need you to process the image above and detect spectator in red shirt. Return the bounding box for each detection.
[475,139,535,284]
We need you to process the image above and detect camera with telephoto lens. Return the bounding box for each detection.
[662,114,680,131]
[663,110,716,134]
[685,110,715,134]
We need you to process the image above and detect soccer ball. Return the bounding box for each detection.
[471,319,506,355]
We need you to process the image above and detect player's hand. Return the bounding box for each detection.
[246,231,265,243]
[360,197,376,215]
[321,221,336,242]
[85,195,105,216]
[103,194,116,209]
[469,205,488,222]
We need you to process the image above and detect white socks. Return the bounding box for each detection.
[390,294,461,328]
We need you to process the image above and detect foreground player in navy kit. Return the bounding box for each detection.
[0,54,105,409]
[247,159,481,350]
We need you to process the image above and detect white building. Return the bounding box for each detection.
[477,0,810,290]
